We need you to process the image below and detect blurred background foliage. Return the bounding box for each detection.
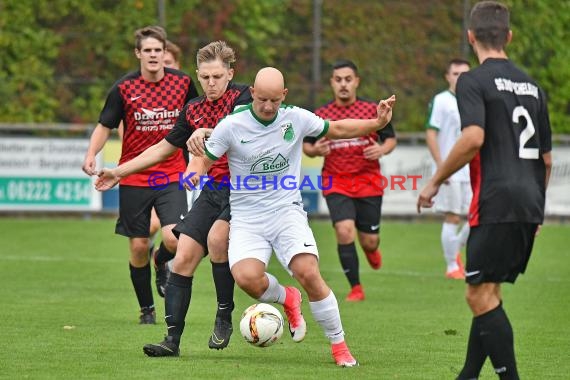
[0,0,568,132]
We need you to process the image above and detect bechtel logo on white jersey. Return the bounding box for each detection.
[134,108,180,121]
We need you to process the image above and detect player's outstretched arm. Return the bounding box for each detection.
[94,139,178,192]
[326,95,396,139]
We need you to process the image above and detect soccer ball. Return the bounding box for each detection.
[239,303,284,347]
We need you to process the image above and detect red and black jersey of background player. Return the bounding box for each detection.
[166,82,252,182]
[98,68,198,186]
[305,98,396,198]
[457,58,552,227]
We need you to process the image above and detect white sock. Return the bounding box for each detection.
[309,290,345,344]
[457,223,470,247]
[258,272,286,304]
[442,222,460,272]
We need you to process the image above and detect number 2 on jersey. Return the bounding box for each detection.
[513,105,539,160]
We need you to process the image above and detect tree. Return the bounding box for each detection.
[0,0,567,133]
[507,0,570,134]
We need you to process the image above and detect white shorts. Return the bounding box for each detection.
[228,204,319,275]
[434,181,471,215]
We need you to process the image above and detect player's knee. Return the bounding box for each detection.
[130,239,150,256]
[231,269,262,296]
[465,285,498,315]
[207,236,229,263]
[334,222,355,242]
[465,289,478,310]
[235,276,264,298]
[293,265,321,288]
[161,235,178,253]
[444,213,461,224]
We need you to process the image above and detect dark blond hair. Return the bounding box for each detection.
[196,41,236,68]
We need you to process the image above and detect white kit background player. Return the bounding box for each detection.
[184,67,396,367]
[425,58,472,279]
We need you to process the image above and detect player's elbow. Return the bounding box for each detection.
[302,144,316,157]
[543,151,553,171]
[462,126,484,150]
[384,138,397,154]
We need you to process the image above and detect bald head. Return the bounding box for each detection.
[254,67,285,91]
[251,67,288,121]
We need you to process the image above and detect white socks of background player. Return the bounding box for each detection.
[310,290,345,344]
[457,223,470,248]
[442,222,461,272]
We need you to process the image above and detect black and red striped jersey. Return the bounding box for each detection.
[166,82,252,182]
[99,67,198,186]
[457,58,552,226]
[305,98,396,197]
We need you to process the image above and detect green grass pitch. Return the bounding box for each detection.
[1,218,568,379]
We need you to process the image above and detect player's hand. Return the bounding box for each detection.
[82,155,97,175]
[363,137,384,160]
[95,168,120,191]
[181,167,200,191]
[376,95,396,127]
[313,138,331,156]
[416,180,440,213]
[187,129,210,156]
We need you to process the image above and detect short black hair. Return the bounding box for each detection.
[469,1,510,50]
[447,58,471,72]
[332,59,358,75]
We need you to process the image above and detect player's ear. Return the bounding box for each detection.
[135,49,141,59]
[506,30,513,45]
[227,68,234,81]
[467,30,476,45]
[282,88,288,100]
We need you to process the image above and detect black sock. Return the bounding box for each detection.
[457,318,487,379]
[476,303,519,380]
[164,272,193,345]
[154,242,175,266]
[338,243,360,287]
[129,262,154,309]
[211,261,235,321]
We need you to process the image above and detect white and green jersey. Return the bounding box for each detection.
[425,90,469,182]
[205,103,329,216]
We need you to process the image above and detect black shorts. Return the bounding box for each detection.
[172,184,230,252]
[116,183,188,238]
[466,222,538,284]
[324,193,383,234]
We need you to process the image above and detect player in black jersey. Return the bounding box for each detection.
[417,2,552,379]
[94,41,252,355]
[83,26,198,324]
